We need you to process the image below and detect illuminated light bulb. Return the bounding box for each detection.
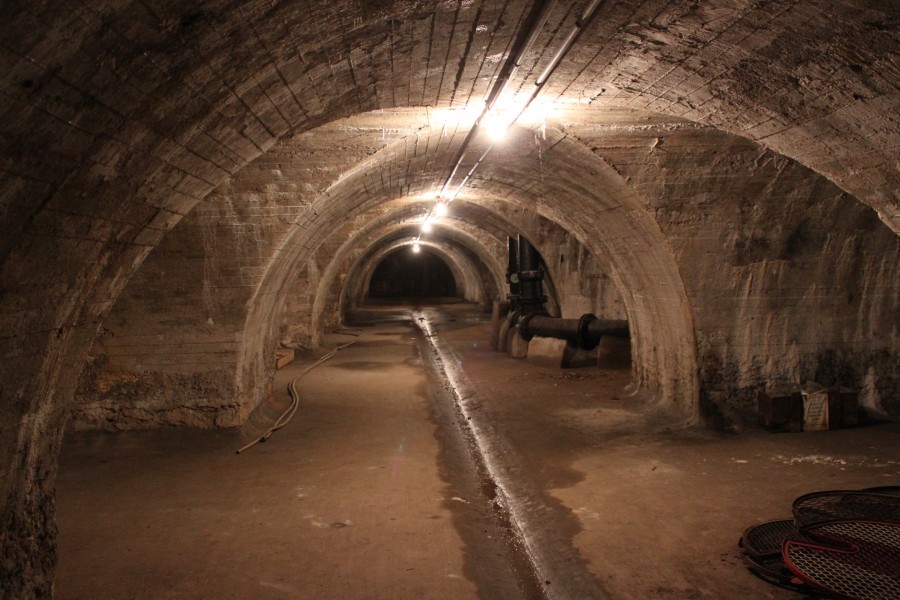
[522,98,555,124]
[483,114,511,142]
[412,242,421,253]
[434,202,448,217]
[421,221,433,233]
[482,107,517,143]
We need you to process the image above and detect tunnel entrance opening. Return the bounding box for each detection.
[366,246,458,302]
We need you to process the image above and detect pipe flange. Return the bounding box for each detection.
[577,313,599,350]
[517,269,544,282]
[519,310,548,342]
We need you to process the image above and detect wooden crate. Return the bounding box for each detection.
[758,389,803,432]
[828,387,859,429]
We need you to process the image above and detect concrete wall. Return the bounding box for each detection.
[67,115,425,429]
[562,116,900,423]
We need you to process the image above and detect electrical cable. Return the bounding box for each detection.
[235,338,357,454]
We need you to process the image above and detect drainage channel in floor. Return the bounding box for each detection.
[413,308,608,600]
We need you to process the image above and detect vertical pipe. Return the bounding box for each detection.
[516,235,545,314]
[517,234,539,271]
[507,236,521,305]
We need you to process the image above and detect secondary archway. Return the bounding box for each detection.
[367,246,458,299]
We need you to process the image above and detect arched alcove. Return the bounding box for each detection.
[366,246,458,300]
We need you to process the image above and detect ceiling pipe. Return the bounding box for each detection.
[535,0,604,88]
[416,0,555,246]
[439,0,605,203]
[418,0,605,243]
[438,0,558,200]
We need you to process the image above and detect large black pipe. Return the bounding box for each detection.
[504,234,629,351]
[520,313,629,350]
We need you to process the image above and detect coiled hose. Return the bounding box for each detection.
[236,337,357,454]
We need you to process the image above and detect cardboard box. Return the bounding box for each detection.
[801,382,830,431]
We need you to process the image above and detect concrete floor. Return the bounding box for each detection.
[56,302,900,599]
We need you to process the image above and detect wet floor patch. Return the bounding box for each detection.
[414,324,546,600]
[412,306,603,599]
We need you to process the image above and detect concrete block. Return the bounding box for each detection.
[490,300,511,351]
[526,336,566,368]
[498,319,511,353]
[275,348,295,369]
[508,326,529,359]
[563,344,597,368]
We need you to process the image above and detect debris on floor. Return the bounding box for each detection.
[739,486,900,598]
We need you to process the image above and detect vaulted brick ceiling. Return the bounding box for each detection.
[1,1,899,597]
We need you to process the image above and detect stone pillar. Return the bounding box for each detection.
[1,412,67,600]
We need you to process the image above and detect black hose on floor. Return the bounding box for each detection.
[236,339,356,454]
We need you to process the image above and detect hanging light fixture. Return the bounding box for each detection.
[434,201,448,217]
[411,242,421,253]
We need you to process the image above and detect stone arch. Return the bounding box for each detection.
[354,241,483,303]
[311,220,507,347]
[238,122,697,422]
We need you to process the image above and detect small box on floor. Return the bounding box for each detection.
[760,383,859,432]
[801,383,830,431]
[830,386,859,429]
[758,388,803,432]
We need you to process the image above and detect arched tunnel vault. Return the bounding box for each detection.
[281,200,509,349]
[75,106,899,441]
[356,240,484,303]
[330,225,504,322]
[1,1,899,596]
[282,197,614,352]
[479,122,899,423]
[221,118,699,427]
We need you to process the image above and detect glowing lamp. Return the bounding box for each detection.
[483,115,511,142]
